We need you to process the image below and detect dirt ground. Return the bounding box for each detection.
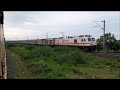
[6,50,15,79]
[91,52,120,60]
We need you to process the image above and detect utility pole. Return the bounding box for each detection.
[102,20,105,52]
[93,20,106,52]
[46,33,48,39]
[60,32,65,44]
[27,33,29,41]
[60,32,65,38]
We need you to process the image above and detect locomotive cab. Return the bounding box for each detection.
[87,37,97,46]
[86,37,97,51]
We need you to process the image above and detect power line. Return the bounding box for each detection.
[93,20,103,30]
[60,32,65,38]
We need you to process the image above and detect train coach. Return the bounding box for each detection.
[33,38,55,46]
[8,34,97,52]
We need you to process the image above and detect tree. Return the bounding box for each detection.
[96,32,119,52]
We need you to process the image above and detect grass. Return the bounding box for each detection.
[6,43,120,79]
[7,50,34,79]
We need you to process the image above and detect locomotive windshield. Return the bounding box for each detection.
[88,38,91,41]
[88,38,95,41]
[92,38,95,41]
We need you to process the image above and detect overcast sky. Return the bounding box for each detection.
[4,11,120,40]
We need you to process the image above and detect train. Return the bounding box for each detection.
[9,34,97,52]
[0,11,7,79]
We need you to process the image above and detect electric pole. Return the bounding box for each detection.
[93,20,106,52]
[46,33,48,39]
[60,32,65,38]
[60,32,65,44]
[102,20,105,52]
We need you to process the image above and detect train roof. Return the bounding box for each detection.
[63,35,92,38]
[77,35,91,37]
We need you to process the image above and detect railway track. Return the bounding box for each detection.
[91,52,120,59]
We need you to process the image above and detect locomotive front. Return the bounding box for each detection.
[86,36,97,51]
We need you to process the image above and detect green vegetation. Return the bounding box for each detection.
[6,43,120,79]
[96,32,120,52]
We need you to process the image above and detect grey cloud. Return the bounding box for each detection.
[4,11,120,40]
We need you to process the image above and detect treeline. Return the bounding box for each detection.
[96,32,120,52]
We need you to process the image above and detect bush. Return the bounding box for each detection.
[71,51,87,64]
[25,45,35,50]
[6,43,120,79]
